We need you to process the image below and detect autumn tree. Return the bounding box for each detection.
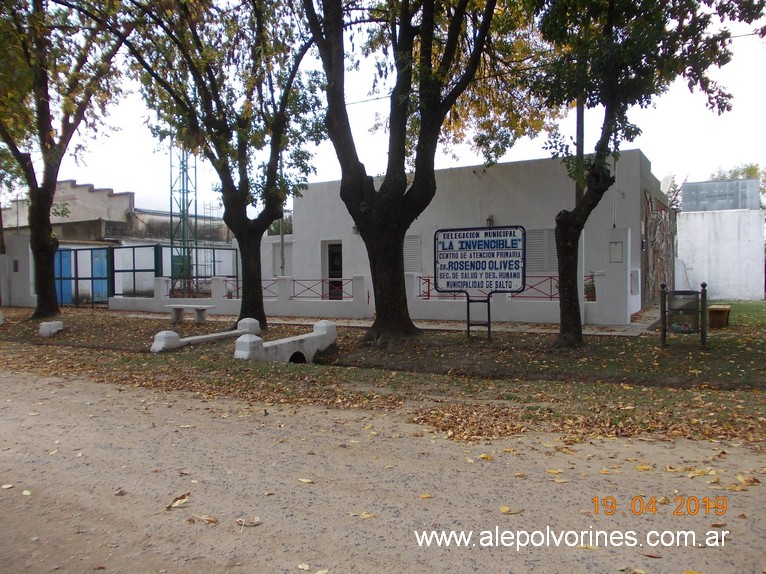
[303,0,511,341]
[0,0,131,318]
[530,0,765,347]
[102,0,322,328]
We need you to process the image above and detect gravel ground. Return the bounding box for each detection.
[1,370,764,574]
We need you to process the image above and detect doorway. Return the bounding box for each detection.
[327,243,343,300]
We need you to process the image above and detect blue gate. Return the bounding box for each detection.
[54,249,73,304]
[91,248,109,303]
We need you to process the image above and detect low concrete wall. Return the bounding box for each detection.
[234,320,337,363]
[109,276,374,319]
[106,267,640,327]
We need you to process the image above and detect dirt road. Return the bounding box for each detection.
[1,370,764,573]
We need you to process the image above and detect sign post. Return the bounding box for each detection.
[434,226,526,338]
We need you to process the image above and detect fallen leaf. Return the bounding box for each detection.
[657,496,671,505]
[360,512,376,519]
[479,453,494,461]
[419,493,433,499]
[236,517,261,528]
[192,514,219,525]
[737,475,761,486]
[635,464,654,472]
[298,478,315,484]
[545,469,563,475]
[22,490,31,496]
[1,484,13,489]
[315,570,329,574]
[298,565,310,572]
[499,506,524,515]
[710,522,726,528]
[550,478,569,483]
[513,472,527,478]
[724,484,748,491]
[165,492,191,510]
[114,488,127,496]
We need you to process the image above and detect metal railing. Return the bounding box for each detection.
[292,278,353,300]
[417,274,596,301]
[222,279,279,299]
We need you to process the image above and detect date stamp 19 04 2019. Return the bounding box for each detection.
[592,495,727,517]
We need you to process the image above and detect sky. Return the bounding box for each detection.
[58,30,766,212]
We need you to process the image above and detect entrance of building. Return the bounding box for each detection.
[327,243,343,300]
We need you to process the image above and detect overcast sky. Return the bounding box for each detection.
[58,30,765,212]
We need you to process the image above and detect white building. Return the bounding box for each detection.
[677,178,764,300]
[262,149,674,326]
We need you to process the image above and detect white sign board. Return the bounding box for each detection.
[434,226,526,295]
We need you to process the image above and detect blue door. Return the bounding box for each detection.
[54,249,73,304]
[92,249,109,302]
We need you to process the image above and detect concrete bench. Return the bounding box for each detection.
[151,318,260,353]
[164,304,216,324]
[234,320,337,363]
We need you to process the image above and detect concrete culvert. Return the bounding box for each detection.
[289,352,307,364]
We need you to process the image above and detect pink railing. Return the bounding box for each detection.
[292,278,353,300]
[509,275,559,300]
[223,279,278,299]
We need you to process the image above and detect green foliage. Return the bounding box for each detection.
[0,144,24,198]
[0,0,129,179]
[126,0,323,208]
[267,211,293,236]
[665,176,683,213]
[532,0,765,168]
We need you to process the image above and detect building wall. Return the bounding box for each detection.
[0,235,36,307]
[1,180,135,230]
[281,149,663,324]
[677,209,764,300]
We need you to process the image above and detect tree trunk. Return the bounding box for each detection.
[236,227,268,329]
[360,223,420,342]
[28,183,60,318]
[554,209,583,347]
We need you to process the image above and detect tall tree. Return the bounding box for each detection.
[531,0,765,347]
[111,0,321,328]
[303,0,503,342]
[0,0,130,318]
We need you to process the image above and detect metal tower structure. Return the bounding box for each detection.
[169,143,198,295]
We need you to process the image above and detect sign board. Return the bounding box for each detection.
[434,226,526,296]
